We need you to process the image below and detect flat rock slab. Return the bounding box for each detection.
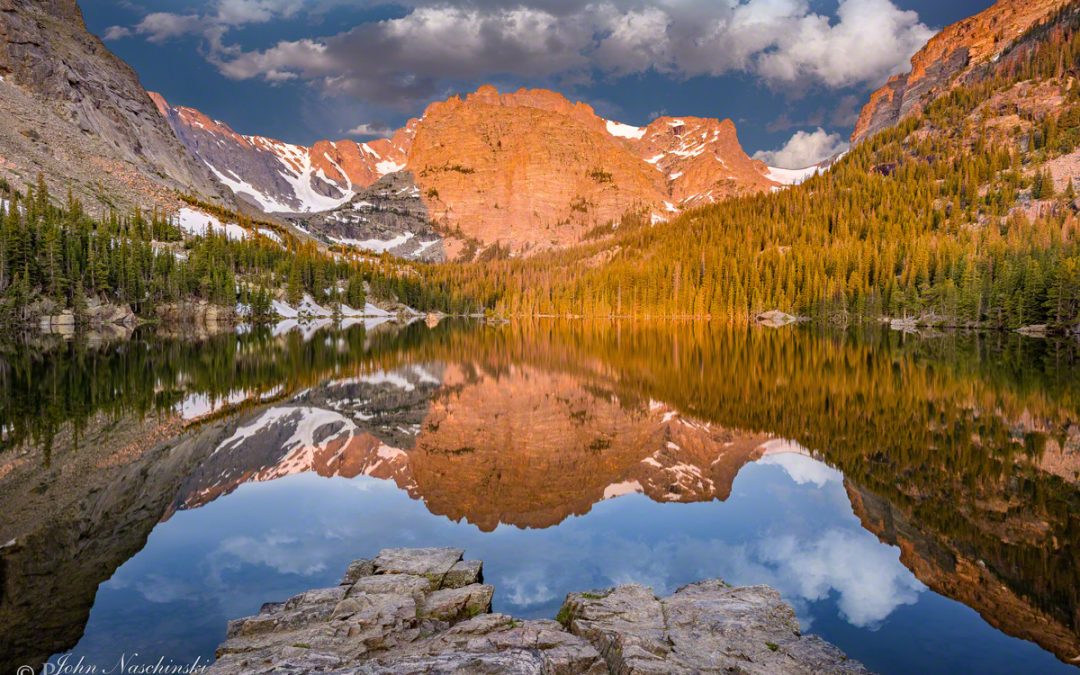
[443,558,484,589]
[373,546,464,584]
[209,548,869,674]
[419,584,494,622]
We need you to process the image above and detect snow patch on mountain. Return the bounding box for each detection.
[174,208,248,240]
[413,239,441,257]
[260,139,355,213]
[207,163,294,213]
[766,165,822,186]
[376,160,405,175]
[605,119,646,140]
[257,227,283,244]
[330,231,415,253]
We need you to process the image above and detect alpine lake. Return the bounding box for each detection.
[1,318,1077,674]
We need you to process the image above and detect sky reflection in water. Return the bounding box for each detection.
[67,450,1068,675]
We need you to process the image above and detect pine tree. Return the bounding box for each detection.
[287,259,303,305]
[73,277,88,326]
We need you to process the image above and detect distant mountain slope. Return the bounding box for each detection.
[157,85,791,260]
[853,0,1072,143]
[0,0,226,210]
[150,92,414,214]
[297,171,444,262]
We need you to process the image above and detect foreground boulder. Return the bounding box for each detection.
[210,548,868,674]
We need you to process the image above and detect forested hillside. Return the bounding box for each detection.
[414,6,1080,330]
[0,178,371,325]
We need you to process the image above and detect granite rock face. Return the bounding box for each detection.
[209,548,868,674]
[0,0,226,210]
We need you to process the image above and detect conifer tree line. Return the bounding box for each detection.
[0,176,370,325]
[414,7,1080,330]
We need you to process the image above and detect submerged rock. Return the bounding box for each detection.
[209,548,868,674]
[1016,324,1048,337]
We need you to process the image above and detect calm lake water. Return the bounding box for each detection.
[1,320,1077,674]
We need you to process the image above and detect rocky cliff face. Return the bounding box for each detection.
[629,115,778,207]
[159,85,785,259]
[295,170,444,261]
[852,0,1071,143]
[149,92,414,215]
[408,86,674,258]
[209,548,868,674]
[0,0,225,210]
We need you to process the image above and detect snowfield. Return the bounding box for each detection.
[174,208,248,241]
[330,232,414,254]
[605,119,646,140]
[766,165,823,186]
[272,294,398,319]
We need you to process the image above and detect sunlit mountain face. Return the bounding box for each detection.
[1,320,1077,675]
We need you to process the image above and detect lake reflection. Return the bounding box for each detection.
[1,320,1077,674]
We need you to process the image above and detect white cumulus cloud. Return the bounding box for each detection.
[105,0,934,109]
[346,122,395,138]
[754,128,850,168]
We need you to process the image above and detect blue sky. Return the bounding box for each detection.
[80,0,992,166]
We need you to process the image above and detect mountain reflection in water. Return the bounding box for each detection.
[0,320,1077,675]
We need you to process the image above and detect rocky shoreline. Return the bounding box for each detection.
[210,548,868,674]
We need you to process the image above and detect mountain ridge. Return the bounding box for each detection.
[154,84,791,260]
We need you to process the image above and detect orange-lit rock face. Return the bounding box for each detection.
[853,0,1071,143]
[407,87,783,256]
[633,117,777,207]
[157,85,780,250]
[308,122,416,189]
[409,87,671,255]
